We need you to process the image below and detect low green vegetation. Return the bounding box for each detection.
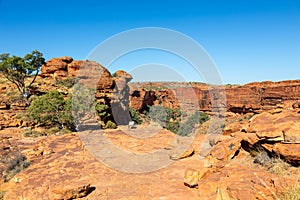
[95,103,110,122]
[55,76,76,88]
[177,111,210,136]
[147,105,182,126]
[28,91,75,130]
[136,105,209,136]
[23,129,44,137]
[105,120,117,129]
[27,84,117,131]
[141,84,167,91]
[129,107,143,124]
[3,154,30,182]
[72,84,115,129]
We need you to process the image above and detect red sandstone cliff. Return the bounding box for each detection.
[129,80,300,114]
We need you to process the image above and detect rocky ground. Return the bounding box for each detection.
[1,107,300,199]
[0,126,203,199]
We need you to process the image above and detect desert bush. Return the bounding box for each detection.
[165,121,180,133]
[129,107,143,124]
[3,154,30,182]
[105,120,117,129]
[251,146,292,175]
[23,127,71,137]
[268,157,291,175]
[23,130,44,137]
[253,150,272,165]
[146,105,182,126]
[55,76,76,88]
[95,103,111,122]
[177,111,210,136]
[144,105,209,136]
[71,84,97,125]
[147,105,168,125]
[0,190,5,200]
[112,72,118,77]
[280,184,300,200]
[28,91,75,130]
[45,126,71,135]
[177,123,192,136]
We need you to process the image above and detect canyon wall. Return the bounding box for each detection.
[129,80,300,114]
[1,56,300,130]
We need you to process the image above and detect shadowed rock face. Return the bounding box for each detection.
[129,80,300,114]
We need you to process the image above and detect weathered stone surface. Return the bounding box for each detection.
[223,121,243,135]
[208,136,242,162]
[130,88,180,112]
[169,145,194,160]
[283,122,300,143]
[273,143,300,165]
[114,70,133,82]
[59,56,73,63]
[51,183,92,200]
[67,60,83,76]
[1,130,203,199]
[184,168,199,188]
[41,57,69,78]
[129,80,300,114]
[246,111,300,141]
[197,163,293,200]
[76,60,114,90]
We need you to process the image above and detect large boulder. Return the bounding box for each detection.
[41,57,70,78]
[67,60,83,77]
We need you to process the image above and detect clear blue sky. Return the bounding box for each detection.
[0,0,299,84]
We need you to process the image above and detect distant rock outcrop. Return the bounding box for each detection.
[129,80,300,114]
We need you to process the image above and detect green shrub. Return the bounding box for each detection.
[165,121,180,133]
[22,130,44,137]
[146,105,182,125]
[55,77,76,88]
[176,111,209,136]
[23,127,71,137]
[28,91,74,130]
[71,84,97,123]
[129,107,143,124]
[105,120,117,129]
[45,126,71,135]
[95,103,111,122]
[220,123,225,129]
[3,154,30,182]
[147,105,168,125]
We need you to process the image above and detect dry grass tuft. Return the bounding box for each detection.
[280,184,300,200]
[0,190,5,200]
[267,158,291,175]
